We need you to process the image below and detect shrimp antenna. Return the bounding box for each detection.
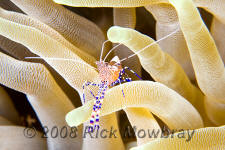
[25,57,98,70]
[120,27,180,63]
[99,40,110,62]
[103,38,132,62]
[103,43,123,62]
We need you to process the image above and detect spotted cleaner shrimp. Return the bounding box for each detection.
[82,44,142,131]
[25,26,180,131]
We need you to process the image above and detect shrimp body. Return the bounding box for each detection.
[89,56,122,131]
[96,56,122,85]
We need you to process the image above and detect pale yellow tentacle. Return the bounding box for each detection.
[195,0,225,24]
[0,52,82,150]
[0,126,47,150]
[66,81,203,130]
[0,7,84,104]
[211,18,225,63]
[113,8,160,146]
[10,0,105,58]
[82,114,125,150]
[131,125,225,150]
[113,8,141,76]
[0,17,98,94]
[145,4,195,80]
[169,0,225,102]
[0,7,95,65]
[107,26,199,104]
[204,96,225,125]
[125,108,161,145]
[169,0,225,125]
[0,35,36,60]
[114,8,136,29]
[53,0,166,7]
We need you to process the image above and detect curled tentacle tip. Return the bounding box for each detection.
[65,111,78,127]
[107,26,131,43]
[65,113,72,127]
[107,26,121,42]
